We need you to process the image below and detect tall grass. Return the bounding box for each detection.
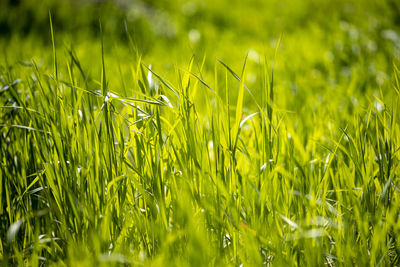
[1,8,400,267]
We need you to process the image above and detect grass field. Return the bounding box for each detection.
[1,0,400,265]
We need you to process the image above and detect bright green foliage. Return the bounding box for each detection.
[1,0,400,266]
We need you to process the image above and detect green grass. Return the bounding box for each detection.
[1,0,400,266]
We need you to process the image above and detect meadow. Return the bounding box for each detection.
[1,0,400,265]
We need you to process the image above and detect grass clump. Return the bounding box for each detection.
[1,0,400,266]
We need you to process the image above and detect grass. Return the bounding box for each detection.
[1,0,400,266]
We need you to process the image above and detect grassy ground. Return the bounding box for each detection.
[1,0,400,266]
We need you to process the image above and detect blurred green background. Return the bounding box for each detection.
[1,0,399,113]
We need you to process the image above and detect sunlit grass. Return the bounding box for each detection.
[1,0,400,266]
